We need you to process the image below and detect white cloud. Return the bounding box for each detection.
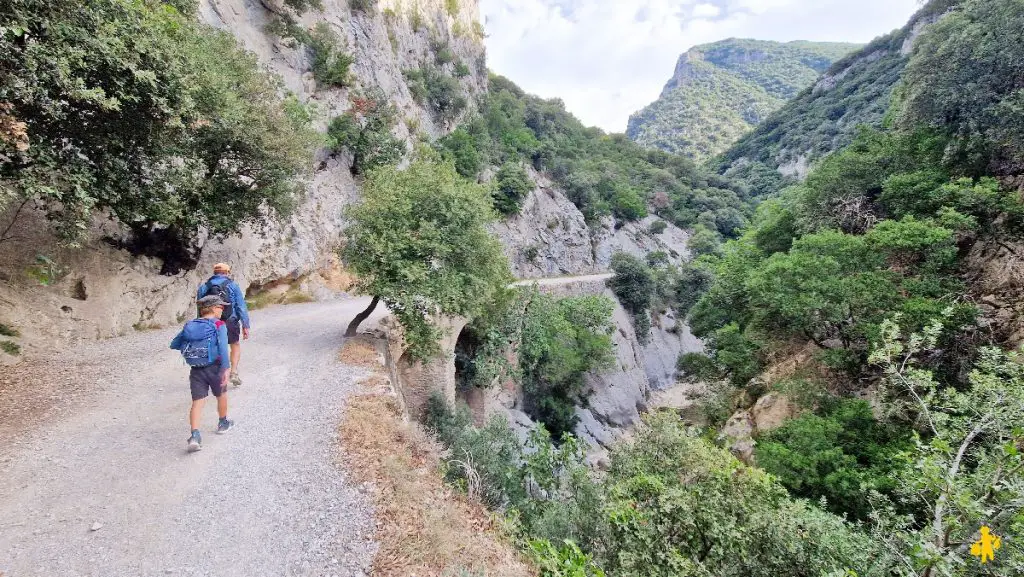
[692,3,722,19]
[479,0,921,132]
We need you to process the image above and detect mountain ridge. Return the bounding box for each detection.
[627,38,861,161]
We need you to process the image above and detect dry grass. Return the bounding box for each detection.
[340,370,533,577]
[339,338,381,368]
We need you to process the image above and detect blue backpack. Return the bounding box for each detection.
[179,318,223,367]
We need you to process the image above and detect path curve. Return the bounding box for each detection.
[0,299,387,577]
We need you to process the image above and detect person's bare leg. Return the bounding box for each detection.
[216,392,228,419]
[189,398,206,431]
[230,342,241,374]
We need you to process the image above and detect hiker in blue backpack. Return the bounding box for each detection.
[196,263,250,388]
[171,295,235,452]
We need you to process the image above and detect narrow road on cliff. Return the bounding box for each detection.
[0,299,387,577]
[0,273,610,577]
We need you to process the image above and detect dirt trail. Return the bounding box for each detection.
[0,274,609,576]
[0,299,387,577]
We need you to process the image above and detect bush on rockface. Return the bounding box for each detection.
[493,162,534,216]
[327,92,406,174]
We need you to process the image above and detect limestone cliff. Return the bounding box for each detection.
[0,0,485,356]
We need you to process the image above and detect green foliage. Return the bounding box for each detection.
[349,0,373,13]
[492,162,534,216]
[309,23,354,88]
[628,39,860,161]
[519,293,615,439]
[0,340,20,355]
[898,0,1024,175]
[608,253,656,343]
[342,160,512,360]
[405,66,467,123]
[451,75,748,228]
[602,413,886,577]
[529,540,605,577]
[0,0,316,269]
[756,398,913,521]
[648,220,668,234]
[869,317,1024,575]
[444,0,459,17]
[0,323,19,337]
[715,18,917,196]
[437,126,485,177]
[327,92,406,174]
[676,352,720,381]
[453,62,471,78]
[686,226,721,257]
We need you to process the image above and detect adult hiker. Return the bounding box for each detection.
[170,294,235,452]
[197,262,250,387]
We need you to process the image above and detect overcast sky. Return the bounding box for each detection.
[479,0,922,132]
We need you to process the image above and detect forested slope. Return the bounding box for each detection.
[627,39,860,161]
[714,0,962,198]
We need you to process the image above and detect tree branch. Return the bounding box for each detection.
[932,417,991,552]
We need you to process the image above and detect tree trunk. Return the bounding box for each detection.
[346,295,380,337]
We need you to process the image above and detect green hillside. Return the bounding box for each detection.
[627,39,861,161]
[714,0,961,197]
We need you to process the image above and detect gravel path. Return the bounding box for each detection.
[0,299,387,577]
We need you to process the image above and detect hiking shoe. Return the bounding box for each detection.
[216,418,234,435]
[187,430,202,453]
[230,372,242,388]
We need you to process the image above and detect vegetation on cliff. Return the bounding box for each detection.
[627,39,860,161]
[0,0,317,272]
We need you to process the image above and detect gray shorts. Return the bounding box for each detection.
[190,364,225,401]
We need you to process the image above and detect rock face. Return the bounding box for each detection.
[627,39,860,160]
[0,0,486,354]
[491,170,693,279]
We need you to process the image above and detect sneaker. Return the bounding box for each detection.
[230,372,242,388]
[216,418,234,435]
[187,430,202,453]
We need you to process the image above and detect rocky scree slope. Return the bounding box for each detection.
[627,39,860,161]
[0,0,486,355]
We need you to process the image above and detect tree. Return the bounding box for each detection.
[341,159,512,359]
[0,0,316,271]
[869,315,1024,576]
[328,92,406,174]
[608,252,656,343]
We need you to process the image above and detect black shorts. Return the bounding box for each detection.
[225,318,241,345]
[190,364,225,401]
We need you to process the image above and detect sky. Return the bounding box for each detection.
[478,0,922,133]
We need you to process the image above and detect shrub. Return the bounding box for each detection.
[601,414,885,577]
[648,220,668,234]
[405,66,467,123]
[676,352,720,381]
[349,0,373,13]
[454,62,471,78]
[493,163,534,216]
[327,93,406,174]
[445,0,459,18]
[309,23,354,88]
[0,341,20,355]
[0,323,19,338]
[608,253,656,343]
[519,293,615,439]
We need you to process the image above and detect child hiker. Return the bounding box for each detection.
[171,294,235,452]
